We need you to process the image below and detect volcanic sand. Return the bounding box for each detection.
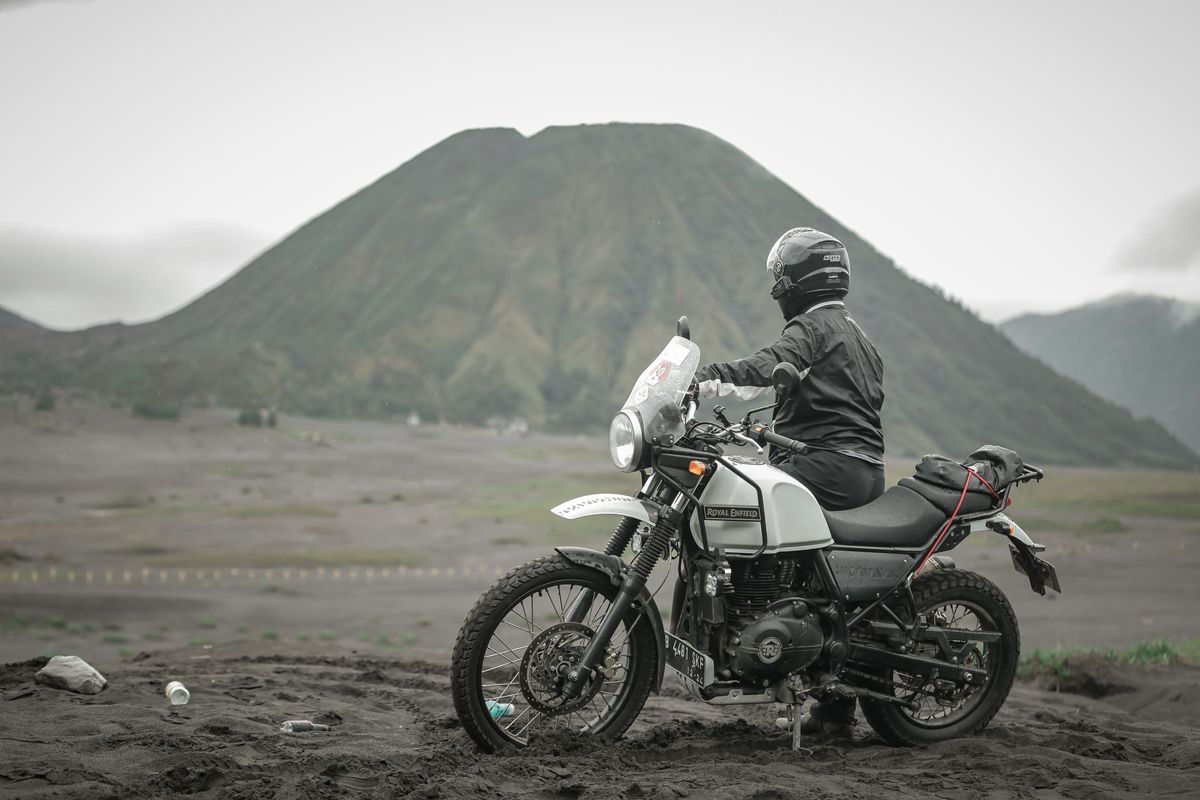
[2,397,1199,797]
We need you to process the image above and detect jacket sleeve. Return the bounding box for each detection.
[695,322,821,400]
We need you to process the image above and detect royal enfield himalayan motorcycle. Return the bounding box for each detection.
[451,317,1060,752]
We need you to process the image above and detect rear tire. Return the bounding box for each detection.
[451,555,659,752]
[859,569,1019,746]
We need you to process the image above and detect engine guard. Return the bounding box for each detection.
[554,546,667,694]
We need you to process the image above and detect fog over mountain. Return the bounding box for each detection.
[1116,190,1200,275]
[0,223,267,330]
[2,124,1195,469]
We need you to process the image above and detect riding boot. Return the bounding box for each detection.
[799,697,857,739]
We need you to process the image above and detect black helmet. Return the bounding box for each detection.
[766,227,850,314]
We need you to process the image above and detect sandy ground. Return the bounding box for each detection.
[2,396,1199,798]
[2,645,1199,799]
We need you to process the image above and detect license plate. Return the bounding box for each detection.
[665,631,711,687]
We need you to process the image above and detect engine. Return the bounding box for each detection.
[717,558,825,681]
[724,598,824,681]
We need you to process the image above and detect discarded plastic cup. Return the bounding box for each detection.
[280,720,330,732]
[164,681,190,706]
[486,700,515,719]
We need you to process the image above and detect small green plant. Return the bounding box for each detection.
[1109,640,1179,665]
[1020,639,1186,682]
[416,618,432,628]
[43,615,67,630]
[102,634,128,644]
[189,638,209,646]
[262,630,279,641]
[196,618,217,630]
[317,631,337,641]
[296,633,310,642]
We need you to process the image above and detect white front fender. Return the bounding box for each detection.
[551,494,657,524]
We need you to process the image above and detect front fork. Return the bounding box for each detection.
[561,493,683,699]
[564,476,660,625]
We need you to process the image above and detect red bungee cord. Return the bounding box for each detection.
[915,466,999,573]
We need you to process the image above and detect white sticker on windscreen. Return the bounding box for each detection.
[662,341,690,366]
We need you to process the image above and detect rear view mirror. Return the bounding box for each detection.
[772,362,803,397]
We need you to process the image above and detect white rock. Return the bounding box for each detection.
[34,655,107,694]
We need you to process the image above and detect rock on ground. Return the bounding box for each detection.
[33,655,107,695]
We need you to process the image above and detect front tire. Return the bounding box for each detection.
[451,555,659,752]
[859,569,1020,746]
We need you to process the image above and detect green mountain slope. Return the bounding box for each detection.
[1003,294,1200,454]
[2,124,1196,468]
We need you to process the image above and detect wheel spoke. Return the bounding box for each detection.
[472,574,642,747]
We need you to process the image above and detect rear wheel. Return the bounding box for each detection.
[859,569,1019,746]
[451,555,659,752]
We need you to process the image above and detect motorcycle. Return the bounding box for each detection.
[451,316,1060,752]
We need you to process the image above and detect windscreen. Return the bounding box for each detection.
[620,336,701,445]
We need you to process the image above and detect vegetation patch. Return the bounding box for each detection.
[1020,639,1197,688]
[1018,469,1200,519]
[0,548,32,565]
[455,470,636,543]
[90,492,154,511]
[223,503,337,519]
[107,543,175,556]
[144,547,423,568]
[132,401,181,421]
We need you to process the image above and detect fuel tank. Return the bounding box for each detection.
[689,458,833,555]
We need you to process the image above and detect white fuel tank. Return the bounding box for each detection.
[689,458,833,556]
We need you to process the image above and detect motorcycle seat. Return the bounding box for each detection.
[897,477,996,517]
[822,486,948,549]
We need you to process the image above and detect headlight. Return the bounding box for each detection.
[608,410,643,472]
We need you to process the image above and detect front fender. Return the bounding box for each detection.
[551,494,658,524]
[554,546,667,694]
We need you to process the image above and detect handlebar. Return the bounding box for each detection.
[747,421,805,454]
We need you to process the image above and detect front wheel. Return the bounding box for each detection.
[859,569,1020,746]
[451,555,659,752]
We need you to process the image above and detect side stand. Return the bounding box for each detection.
[787,703,802,751]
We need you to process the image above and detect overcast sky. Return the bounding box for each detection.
[1,0,1198,330]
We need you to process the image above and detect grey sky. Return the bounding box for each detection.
[0,0,1197,330]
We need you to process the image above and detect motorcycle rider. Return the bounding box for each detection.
[693,226,885,738]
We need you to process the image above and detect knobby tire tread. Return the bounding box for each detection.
[450,555,657,752]
[858,568,1020,747]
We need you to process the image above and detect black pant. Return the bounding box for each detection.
[777,449,884,511]
[778,449,884,723]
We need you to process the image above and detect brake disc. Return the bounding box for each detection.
[518,622,605,715]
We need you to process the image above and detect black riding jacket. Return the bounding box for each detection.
[695,300,885,462]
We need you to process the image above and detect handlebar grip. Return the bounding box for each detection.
[748,422,804,454]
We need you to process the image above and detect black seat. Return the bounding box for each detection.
[898,477,995,516]
[823,486,948,549]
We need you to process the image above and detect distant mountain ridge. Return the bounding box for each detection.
[1,123,1196,469]
[1003,294,1200,453]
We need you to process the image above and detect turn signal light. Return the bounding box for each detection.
[688,460,707,476]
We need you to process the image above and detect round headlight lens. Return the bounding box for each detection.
[608,410,642,472]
